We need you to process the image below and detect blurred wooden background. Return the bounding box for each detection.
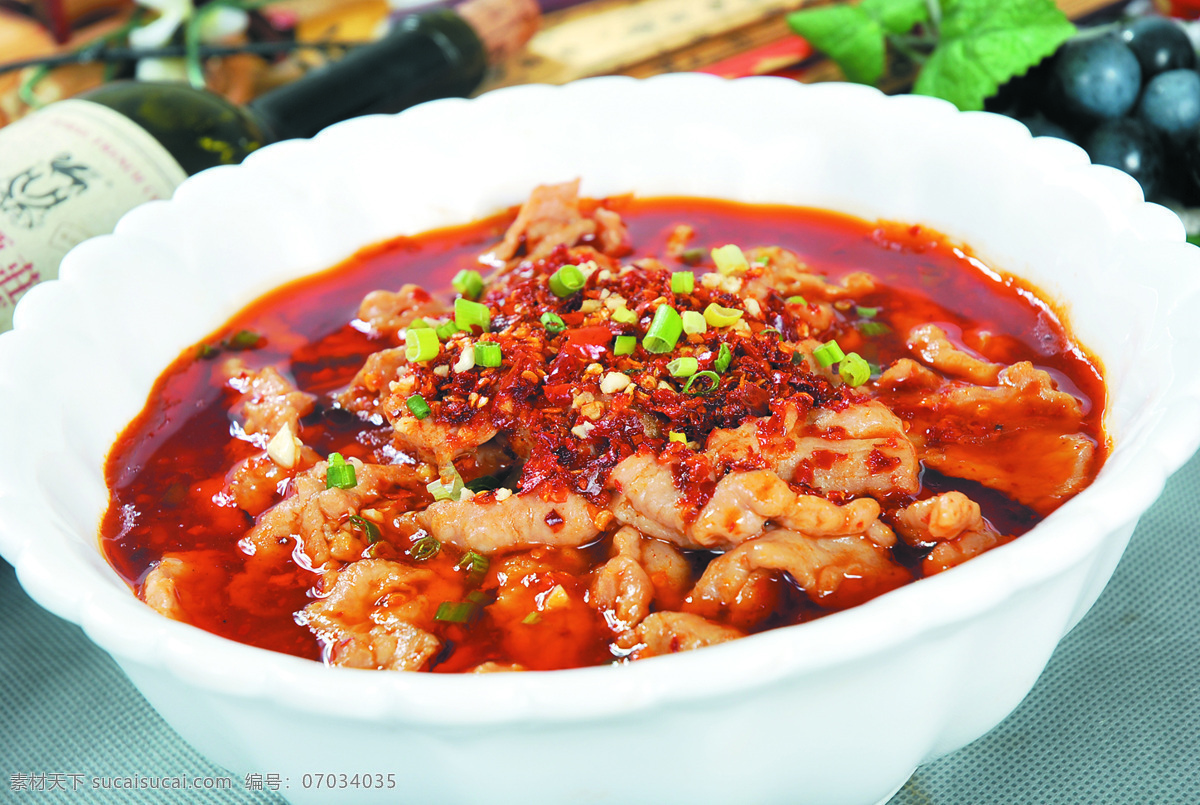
[0,0,1135,128]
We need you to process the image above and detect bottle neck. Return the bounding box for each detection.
[248,10,487,142]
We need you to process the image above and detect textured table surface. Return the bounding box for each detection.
[2,449,1198,804]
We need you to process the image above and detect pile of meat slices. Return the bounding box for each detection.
[138,181,1101,672]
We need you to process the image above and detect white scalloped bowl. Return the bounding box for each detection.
[2,75,1200,805]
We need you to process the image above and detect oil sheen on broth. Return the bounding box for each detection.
[101,182,1106,673]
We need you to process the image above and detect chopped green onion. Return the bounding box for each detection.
[680,247,704,265]
[426,470,465,502]
[760,327,783,339]
[347,514,380,543]
[454,297,490,333]
[411,533,441,561]
[326,453,356,489]
[196,343,218,360]
[643,305,683,353]
[786,295,808,306]
[475,342,502,367]
[839,352,871,387]
[667,356,698,377]
[466,590,490,606]
[522,611,542,625]
[435,320,460,340]
[405,327,440,362]
[540,312,566,334]
[408,318,432,329]
[434,601,477,623]
[683,370,720,395]
[452,269,484,300]
[681,310,707,335]
[549,264,586,297]
[859,321,892,337]
[813,340,846,368]
[611,306,638,324]
[456,550,490,586]
[711,244,748,276]
[715,343,732,373]
[753,254,771,267]
[464,474,503,493]
[668,431,687,443]
[406,393,431,420]
[227,329,262,350]
[671,271,694,294]
[703,303,743,328]
[855,306,879,318]
[614,335,637,355]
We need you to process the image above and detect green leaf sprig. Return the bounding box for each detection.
[787,0,1077,111]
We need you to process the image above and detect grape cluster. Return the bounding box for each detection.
[989,15,1200,204]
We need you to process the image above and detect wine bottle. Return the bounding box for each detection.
[0,0,539,332]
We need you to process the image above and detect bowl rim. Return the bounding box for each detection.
[3,72,1200,727]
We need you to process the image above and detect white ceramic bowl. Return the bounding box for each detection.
[3,74,1200,805]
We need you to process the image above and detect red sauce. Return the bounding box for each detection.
[100,197,1107,671]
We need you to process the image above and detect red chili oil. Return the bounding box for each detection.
[100,197,1106,670]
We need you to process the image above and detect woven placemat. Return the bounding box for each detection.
[3,449,1198,804]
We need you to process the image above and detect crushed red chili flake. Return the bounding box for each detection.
[371,235,862,503]
[98,183,1107,673]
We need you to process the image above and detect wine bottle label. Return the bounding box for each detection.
[0,99,188,332]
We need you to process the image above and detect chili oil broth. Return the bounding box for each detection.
[100,198,1107,670]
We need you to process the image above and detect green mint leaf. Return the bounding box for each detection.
[786,5,887,85]
[862,0,930,35]
[913,0,1076,111]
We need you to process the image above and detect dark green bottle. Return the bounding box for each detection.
[75,0,535,169]
[0,0,538,331]
[71,81,269,175]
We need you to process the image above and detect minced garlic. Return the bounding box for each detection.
[700,272,743,294]
[454,344,475,373]
[543,584,570,610]
[266,422,302,469]
[600,371,631,394]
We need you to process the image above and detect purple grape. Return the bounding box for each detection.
[1120,16,1196,79]
[1051,34,1143,124]
[1137,68,1200,143]
[1085,117,1163,198]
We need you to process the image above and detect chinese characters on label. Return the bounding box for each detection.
[0,100,186,332]
[0,259,40,314]
[9,772,235,792]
